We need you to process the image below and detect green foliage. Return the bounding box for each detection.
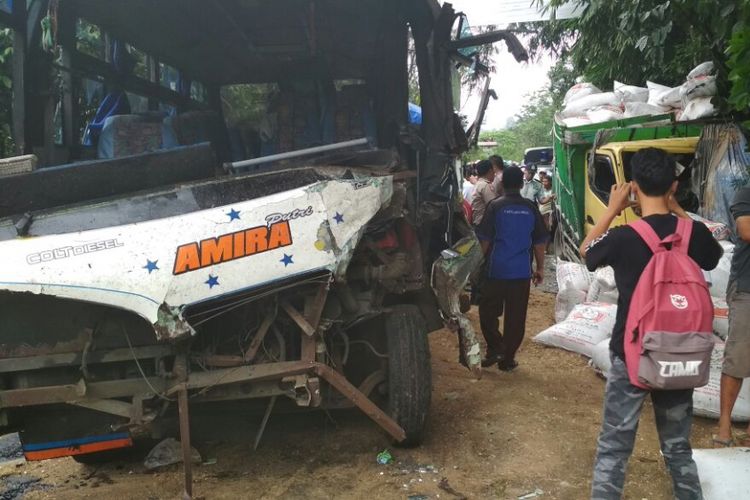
[221,84,277,128]
[727,3,750,111]
[525,0,739,110]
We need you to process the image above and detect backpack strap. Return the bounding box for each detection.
[672,217,693,255]
[630,219,663,254]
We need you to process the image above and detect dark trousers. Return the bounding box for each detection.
[478,278,531,362]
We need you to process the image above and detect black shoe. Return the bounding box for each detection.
[498,359,518,372]
[481,354,501,368]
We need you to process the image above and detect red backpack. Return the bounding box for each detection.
[624,218,715,390]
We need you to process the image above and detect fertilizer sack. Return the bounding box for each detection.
[680,97,716,121]
[647,81,683,108]
[534,302,617,358]
[561,92,621,118]
[623,102,670,118]
[556,259,592,292]
[555,288,587,323]
[693,341,750,422]
[712,297,729,340]
[613,81,649,103]
[590,338,612,378]
[586,266,618,304]
[563,82,601,106]
[586,105,624,124]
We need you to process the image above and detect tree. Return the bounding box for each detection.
[523,1,739,110]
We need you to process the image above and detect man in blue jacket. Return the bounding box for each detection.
[477,166,549,371]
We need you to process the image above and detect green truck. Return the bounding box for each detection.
[552,114,705,260]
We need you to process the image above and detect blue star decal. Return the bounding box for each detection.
[280,254,294,267]
[205,274,220,288]
[143,259,159,274]
[333,212,345,224]
[226,208,241,221]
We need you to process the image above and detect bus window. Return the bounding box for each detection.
[0,27,13,156]
[190,81,206,103]
[127,44,149,80]
[78,78,105,144]
[126,92,149,113]
[160,63,178,91]
[76,19,105,60]
[0,0,10,13]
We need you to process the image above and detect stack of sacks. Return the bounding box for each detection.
[559,61,720,125]
[534,302,618,358]
[560,83,623,127]
[555,259,592,322]
[679,62,718,121]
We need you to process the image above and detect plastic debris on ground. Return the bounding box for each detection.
[693,448,750,500]
[517,488,544,499]
[143,437,202,470]
[376,449,394,465]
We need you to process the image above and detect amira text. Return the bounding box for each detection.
[173,221,292,275]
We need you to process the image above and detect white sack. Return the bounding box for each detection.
[623,101,670,118]
[693,341,750,422]
[555,288,587,323]
[704,251,732,299]
[614,81,649,103]
[562,92,621,118]
[586,105,624,124]
[680,97,716,121]
[647,81,683,108]
[556,259,592,292]
[561,116,592,128]
[693,448,750,500]
[681,75,717,101]
[687,61,715,80]
[534,302,617,358]
[590,338,612,378]
[563,82,601,106]
[687,212,731,241]
[712,297,729,340]
[586,266,618,304]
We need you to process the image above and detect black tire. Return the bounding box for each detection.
[384,304,431,447]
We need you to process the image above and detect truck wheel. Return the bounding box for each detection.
[385,305,431,447]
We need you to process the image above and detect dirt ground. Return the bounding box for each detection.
[1,289,724,500]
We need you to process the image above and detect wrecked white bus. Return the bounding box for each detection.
[0,0,527,487]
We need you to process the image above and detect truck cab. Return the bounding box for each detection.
[584,137,699,234]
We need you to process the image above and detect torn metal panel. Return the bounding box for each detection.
[431,235,483,377]
[0,176,393,340]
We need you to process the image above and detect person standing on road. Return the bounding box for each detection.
[489,154,505,198]
[462,164,477,201]
[580,148,722,500]
[521,165,543,204]
[714,186,750,448]
[477,166,548,371]
[538,175,556,231]
[471,159,500,226]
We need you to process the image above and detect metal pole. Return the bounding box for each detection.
[178,387,193,500]
[228,138,370,171]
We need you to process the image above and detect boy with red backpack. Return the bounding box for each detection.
[580,148,722,500]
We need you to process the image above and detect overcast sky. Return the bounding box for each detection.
[445,0,570,130]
